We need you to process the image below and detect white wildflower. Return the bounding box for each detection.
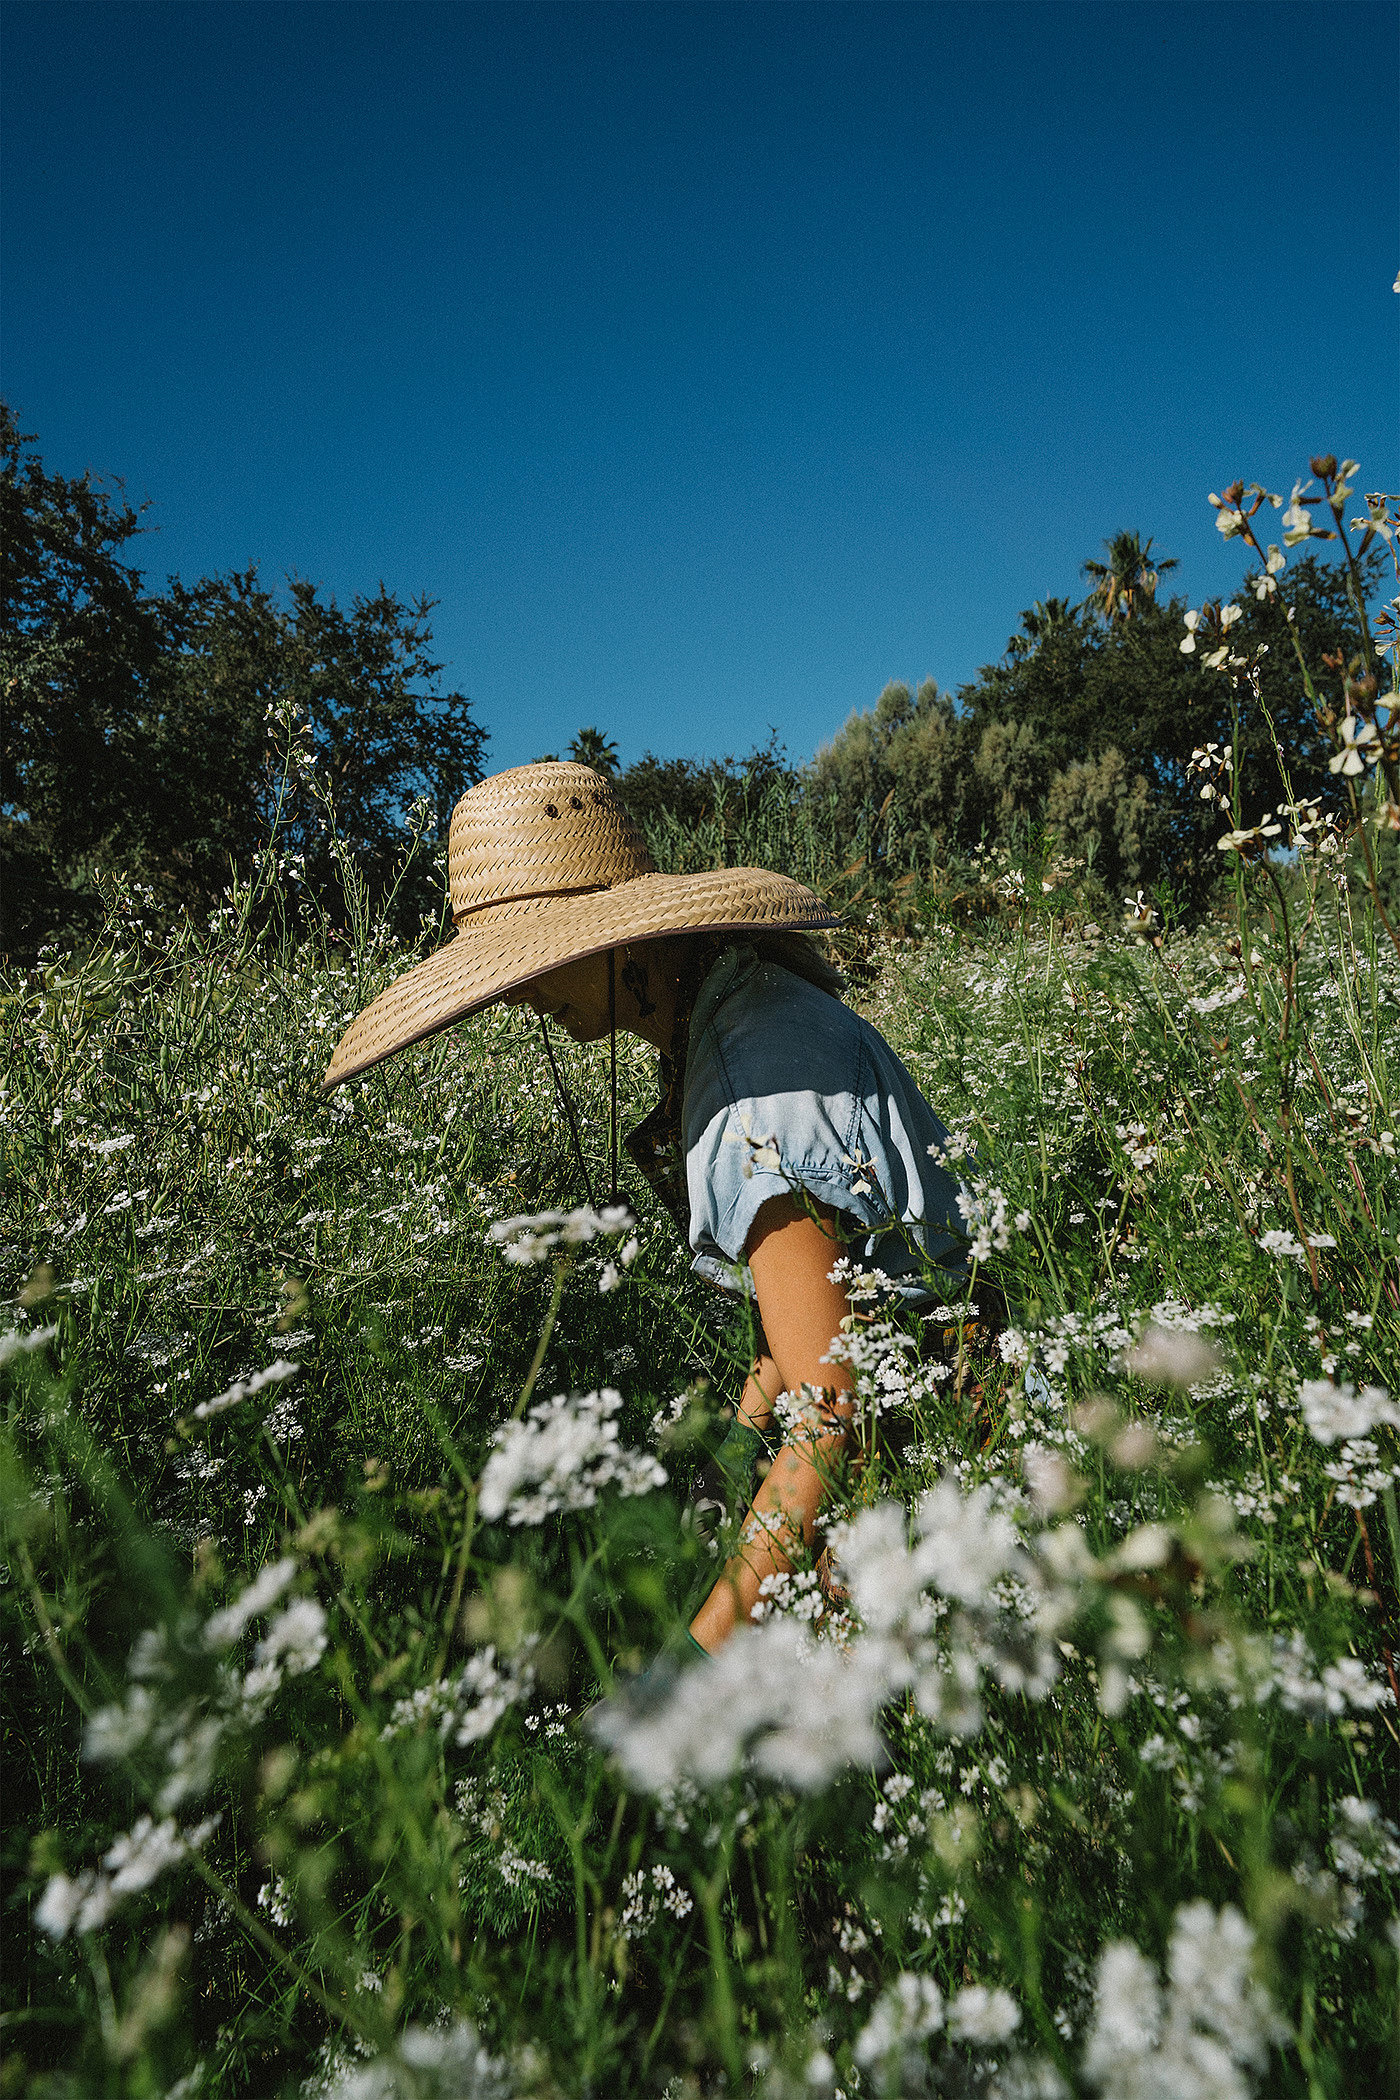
[255,1598,328,1677]
[488,1205,634,1265]
[34,1871,104,1940]
[383,1643,535,1747]
[313,2017,511,2100]
[258,1873,295,1926]
[1298,1378,1400,1445]
[947,1983,1022,2046]
[84,1683,159,1762]
[1083,1901,1280,2100]
[912,1476,1027,1609]
[1122,1324,1221,1388]
[204,1559,298,1647]
[854,1971,945,2069]
[478,1388,666,1525]
[1021,1444,1080,1516]
[0,1323,58,1366]
[38,1815,219,1940]
[590,1615,888,1794]
[192,1359,300,1421]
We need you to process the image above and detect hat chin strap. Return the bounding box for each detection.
[533,948,622,1215]
[536,1013,596,1211]
[607,948,621,1208]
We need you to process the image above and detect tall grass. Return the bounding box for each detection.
[3,466,1398,2099]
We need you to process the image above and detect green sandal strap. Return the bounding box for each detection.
[710,1417,767,1493]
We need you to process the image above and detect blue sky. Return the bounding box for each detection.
[4,1,1396,774]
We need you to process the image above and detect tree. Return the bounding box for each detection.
[1044,747,1151,895]
[1,403,161,950]
[0,407,488,954]
[567,726,620,776]
[273,576,487,923]
[1081,531,1179,625]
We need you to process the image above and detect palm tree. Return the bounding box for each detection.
[1007,596,1079,659]
[567,726,620,776]
[1081,532,1178,624]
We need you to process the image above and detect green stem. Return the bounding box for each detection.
[692,1835,742,2085]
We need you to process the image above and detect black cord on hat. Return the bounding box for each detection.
[537,1012,596,1211]
[607,947,620,1206]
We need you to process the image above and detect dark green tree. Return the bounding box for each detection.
[0,404,161,950]
[0,407,488,953]
[273,575,487,924]
[566,726,620,776]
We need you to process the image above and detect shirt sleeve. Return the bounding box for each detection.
[683,961,889,1269]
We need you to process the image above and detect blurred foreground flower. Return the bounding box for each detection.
[1083,1901,1283,2100]
[488,1204,635,1265]
[1297,1377,1400,1445]
[1123,1322,1221,1388]
[477,1388,666,1525]
[309,2019,511,2100]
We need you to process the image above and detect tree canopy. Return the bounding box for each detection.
[3,402,1377,952]
[0,406,486,956]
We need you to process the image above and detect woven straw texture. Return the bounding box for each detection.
[322,762,840,1089]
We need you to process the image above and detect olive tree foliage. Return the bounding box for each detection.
[0,406,487,956]
[808,679,979,873]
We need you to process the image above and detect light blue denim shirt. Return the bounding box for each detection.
[682,945,968,1302]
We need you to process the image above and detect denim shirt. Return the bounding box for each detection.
[682,945,968,1302]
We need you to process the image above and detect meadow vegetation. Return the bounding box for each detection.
[3,463,1399,2098]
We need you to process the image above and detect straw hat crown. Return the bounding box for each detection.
[322,759,840,1089]
[448,762,654,922]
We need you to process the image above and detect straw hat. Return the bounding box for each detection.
[322,761,841,1089]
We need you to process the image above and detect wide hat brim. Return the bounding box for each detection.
[322,866,841,1089]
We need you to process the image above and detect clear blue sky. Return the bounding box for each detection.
[4,1,1396,774]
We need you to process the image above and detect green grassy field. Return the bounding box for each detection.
[5,467,1400,2100]
[3,794,1399,2098]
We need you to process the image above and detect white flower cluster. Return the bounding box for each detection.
[751,1567,836,1629]
[1116,1121,1159,1173]
[591,1614,889,1794]
[1021,1307,1133,1380]
[383,1644,536,1746]
[477,1388,666,1526]
[1274,1638,1392,1718]
[1121,1322,1222,1389]
[854,1970,1030,2088]
[826,1254,906,1306]
[1327,1794,1400,1928]
[77,1560,328,1845]
[594,1476,1076,1794]
[1187,983,1246,1016]
[35,1812,220,1940]
[191,1356,300,1420]
[453,1777,552,1891]
[0,1321,58,1366]
[617,1862,694,1940]
[771,1379,854,1442]
[955,1179,1014,1262]
[834,1482,1062,1732]
[311,2018,511,2100]
[1082,1901,1282,2100]
[487,1203,636,1265]
[1257,1228,1336,1264]
[1291,1792,1400,1941]
[1297,1376,1400,1444]
[240,1597,328,1704]
[1201,1627,1393,1725]
[1180,598,1246,670]
[822,1320,935,1419]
